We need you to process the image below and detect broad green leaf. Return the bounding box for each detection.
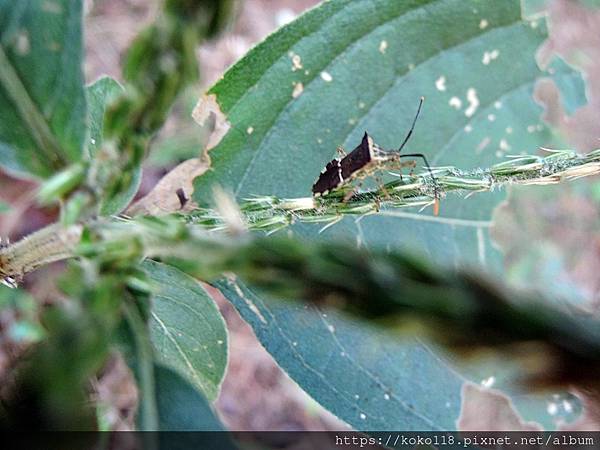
[216,279,464,430]
[0,0,86,179]
[521,0,548,18]
[144,260,228,401]
[86,76,141,215]
[116,321,232,435]
[193,0,582,272]
[154,364,231,433]
[196,0,586,430]
[133,362,235,439]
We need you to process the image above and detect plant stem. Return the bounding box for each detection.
[3,146,600,388]
[0,223,83,286]
[122,299,159,432]
[186,148,600,233]
[2,148,600,282]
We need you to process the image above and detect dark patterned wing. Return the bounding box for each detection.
[312,159,343,196]
[340,132,373,179]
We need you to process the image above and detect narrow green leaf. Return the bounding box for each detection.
[195,0,586,430]
[86,76,141,215]
[37,162,85,205]
[122,297,159,432]
[86,76,123,157]
[0,0,86,178]
[144,260,228,401]
[100,167,141,216]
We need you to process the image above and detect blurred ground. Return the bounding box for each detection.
[2,0,600,433]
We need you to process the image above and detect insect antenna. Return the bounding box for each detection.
[397,96,424,152]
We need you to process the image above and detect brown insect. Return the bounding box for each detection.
[311,97,439,214]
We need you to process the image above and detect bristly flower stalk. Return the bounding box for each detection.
[185,148,600,233]
[2,149,600,390]
[1,148,600,284]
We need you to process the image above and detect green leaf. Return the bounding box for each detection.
[0,0,86,179]
[100,164,141,216]
[118,317,232,434]
[0,284,44,343]
[0,200,9,214]
[581,0,600,7]
[86,76,141,215]
[196,0,586,430]
[216,279,464,430]
[144,260,228,401]
[87,76,123,158]
[193,0,581,272]
[154,363,231,434]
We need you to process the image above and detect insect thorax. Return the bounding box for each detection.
[312,132,408,196]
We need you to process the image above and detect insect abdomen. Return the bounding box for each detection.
[312,159,343,196]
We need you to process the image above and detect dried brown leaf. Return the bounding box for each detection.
[192,93,231,154]
[126,158,207,215]
[127,93,231,216]
[457,382,543,431]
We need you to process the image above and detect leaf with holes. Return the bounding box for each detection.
[194,0,586,430]
[144,260,228,401]
[0,0,87,179]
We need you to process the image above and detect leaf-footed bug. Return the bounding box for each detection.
[311,97,440,214]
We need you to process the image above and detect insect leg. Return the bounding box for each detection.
[385,159,416,181]
[400,153,440,215]
[400,153,435,182]
[374,174,390,200]
[343,179,363,203]
[336,146,347,157]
